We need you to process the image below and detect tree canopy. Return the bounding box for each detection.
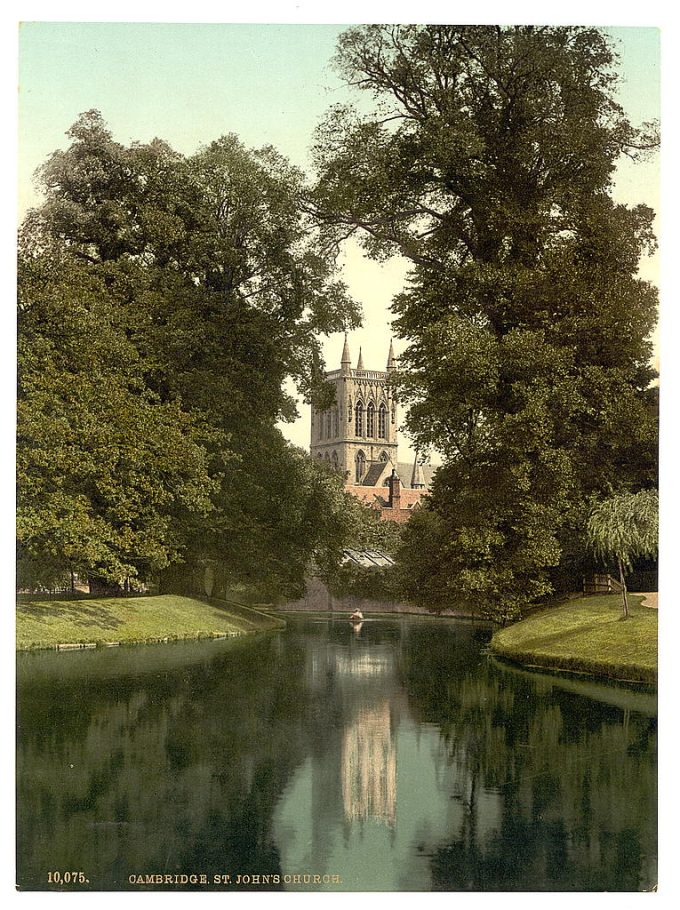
[18,111,361,597]
[587,490,659,569]
[312,25,658,619]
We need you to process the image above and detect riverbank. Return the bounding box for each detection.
[490,593,657,685]
[16,594,285,651]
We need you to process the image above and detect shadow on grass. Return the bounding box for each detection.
[17,600,126,630]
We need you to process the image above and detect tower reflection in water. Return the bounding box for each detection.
[342,700,396,827]
[335,615,397,828]
[302,628,403,835]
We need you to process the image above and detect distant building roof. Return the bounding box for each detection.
[396,461,436,490]
[357,459,436,491]
[361,459,437,490]
[362,462,388,486]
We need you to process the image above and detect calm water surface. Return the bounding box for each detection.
[16,616,657,891]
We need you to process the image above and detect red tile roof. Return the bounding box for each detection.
[344,484,428,522]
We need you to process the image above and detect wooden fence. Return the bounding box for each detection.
[582,573,624,595]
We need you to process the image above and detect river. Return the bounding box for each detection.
[16,615,657,891]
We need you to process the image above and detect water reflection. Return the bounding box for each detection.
[16,617,656,891]
[342,702,396,827]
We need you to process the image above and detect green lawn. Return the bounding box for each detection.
[490,594,657,685]
[16,594,285,651]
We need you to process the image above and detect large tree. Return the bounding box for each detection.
[18,112,360,596]
[312,26,658,620]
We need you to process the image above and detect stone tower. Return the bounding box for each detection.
[310,335,399,483]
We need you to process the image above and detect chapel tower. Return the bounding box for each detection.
[310,335,399,483]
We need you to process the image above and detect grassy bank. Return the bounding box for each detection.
[16,594,285,651]
[490,594,657,685]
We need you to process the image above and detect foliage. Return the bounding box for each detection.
[17,256,216,588]
[18,112,360,595]
[312,26,658,620]
[587,489,658,570]
[327,561,401,602]
[347,508,404,554]
[395,504,485,615]
[320,492,406,601]
[315,470,402,600]
[204,446,371,603]
[301,469,403,600]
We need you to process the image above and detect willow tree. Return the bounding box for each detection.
[312,26,658,620]
[587,489,658,618]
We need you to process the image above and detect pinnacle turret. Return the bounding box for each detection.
[411,453,426,489]
[387,338,397,370]
[341,332,351,365]
[356,347,365,371]
[341,332,352,376]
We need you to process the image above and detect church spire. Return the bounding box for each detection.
[387,338,397,370]
[357,346,365,371]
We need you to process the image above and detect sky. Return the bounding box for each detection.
[16,18,661,461]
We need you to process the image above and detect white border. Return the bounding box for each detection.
[3,5,676,910]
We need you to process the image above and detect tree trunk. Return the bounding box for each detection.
[617,555,629,619]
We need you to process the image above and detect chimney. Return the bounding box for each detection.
[388,468,401,510]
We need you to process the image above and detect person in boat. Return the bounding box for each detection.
[349,609,364,622]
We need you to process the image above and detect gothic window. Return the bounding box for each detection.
[326,411,332,438]
[379,451,389,462]
[333,409,339,437]
[348,398,353,423]
[355,401,364,436]
[366,402,375,437]
[355,450,366,482]
[332,450,338,471]
[378,403,386,438]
